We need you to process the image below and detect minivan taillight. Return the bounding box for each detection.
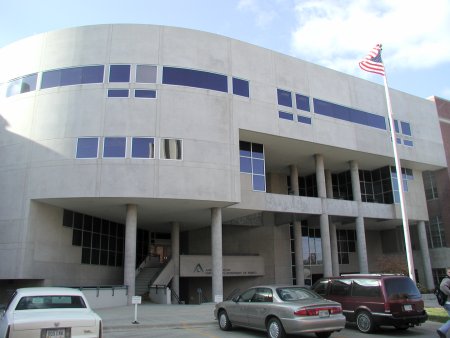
[294,306,342,316]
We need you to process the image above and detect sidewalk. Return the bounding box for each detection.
[97,302,217,332]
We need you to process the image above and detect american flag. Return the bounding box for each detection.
[359,44,385,76]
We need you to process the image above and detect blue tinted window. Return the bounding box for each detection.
[296,94,310,111]
[109,65,131,82]
[5,73,37,97]
[313,99,386,130]
[136,65,157,83]
[76,138,99,158]
[404,139,414,147]
[103,137,126,158]
[135,89,156,98]
[132,137,155,158]
[232,77,249,97]
[279,111,294,120]
[396,137,402,144]
[41,66,104,89]
[240,157,252,173]
[108,89,129,97]
[252,159,265,175]
[253,175,266,191]
[252,143,264,159]
[162,67,228,92]
[401,121,412,136]
[394,120,400,133]
[298,115,312,124]
[277,89,292,107]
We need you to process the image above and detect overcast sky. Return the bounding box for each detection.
[1,0,449,100]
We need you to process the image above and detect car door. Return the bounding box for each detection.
[227,288,256,326]
[246,288,273,330]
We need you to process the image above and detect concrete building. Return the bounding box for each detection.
[423,97,450,285]
[0,24,446,304]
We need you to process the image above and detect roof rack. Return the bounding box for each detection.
[340,273,405,277]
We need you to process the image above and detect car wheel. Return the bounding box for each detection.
[267,317,286,338]
[218,310,232,331]
[315,331,332,338]
[356,310,376,333]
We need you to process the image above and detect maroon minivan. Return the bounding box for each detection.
[311,274,428,333]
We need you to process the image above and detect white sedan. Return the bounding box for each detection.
[0,287,102,338]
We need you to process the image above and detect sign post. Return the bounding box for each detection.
[131,296,142,324]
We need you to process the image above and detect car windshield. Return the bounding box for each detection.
[276,287,322,301]
[384,277,421,300]
[15,295,87,310]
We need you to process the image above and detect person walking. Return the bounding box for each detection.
[437,267,450,338]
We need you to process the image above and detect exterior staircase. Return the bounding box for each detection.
[135,255,164,296]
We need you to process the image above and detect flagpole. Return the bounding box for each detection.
[382,72,416,282]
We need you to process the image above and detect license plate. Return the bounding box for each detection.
[404,304,412,311]
[42,328,68,338]
[319,310,330,317]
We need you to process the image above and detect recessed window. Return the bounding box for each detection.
[239,141,266,192]
[109,65,131,82]
[160,139,182,160]
[403,139,413,147]
[134,89,156,98]
[279,111,294,120]
[277,89,292,107]
[136,65,157,83]
[132,137,155,158]
[5,73,38,97]
[401,121,412,136]
[41,65,104,89]
[76,137,99,158]
[232,77,249,97]
[162,67,228,92]
[298,115,312,124]
[108,89,129,97]
[296,94,310,111]
[103,137,126,158]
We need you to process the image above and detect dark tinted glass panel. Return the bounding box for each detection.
[162,67,228,92]
[329,280,351,296]
[41,69,62,89]
[93,218,101,233]
[252,143,264,159]
[253,175,266,191]
[313,98,386,130]
[103,137,126,158]
[63,210,73,228]
[277,89,292,107]
[108,89,129,97]
[404,139,413,147]
[41,66,104,89]
[240,157,252,173]
[72,230,82,246]
[134,89,156,98]
[298,115,312,124]
[401,121,411,135]
[109,65,131,82]
[82,231,92,247]
[60,67,83,86]
[232,77,249,97]
[73,213,83,229]
[136,65,157,83]
[6,73,38,97]
[76,138,98,158]
[82,65,104,84]
[83,215,92,231]
[239,141,251,157]
[279,111,293,120]
[252,159,265,175]
[296,94,310,111]
[384,277,421,299]
[132,137,155,158]
[394,120,400,133]
[81,248,90,264]
[91,249,100,264]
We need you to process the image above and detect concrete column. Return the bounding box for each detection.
[417,221,434,290]
[124,204,137,305]
[290,165,300,196]
[171,222,180,302]
[330,222,339,276]
[325,169,333,198]
[350,161,369,273]
[211,207,223,302]
[316,154,333,277]
[294,221,305,285]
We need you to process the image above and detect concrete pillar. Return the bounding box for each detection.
[325,169,333,198]
[124,204,137,305]
[171,222,180,302]
[330,222,340,276]
[350,161,369,273]
[315,154,333,277]
[417,221,434,290]
[293,221,305,285]
[290,165,300,196]
[211,207,223,302]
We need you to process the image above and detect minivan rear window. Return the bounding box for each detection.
[384,277,421,300]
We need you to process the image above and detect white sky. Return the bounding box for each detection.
[1,0,449,100]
